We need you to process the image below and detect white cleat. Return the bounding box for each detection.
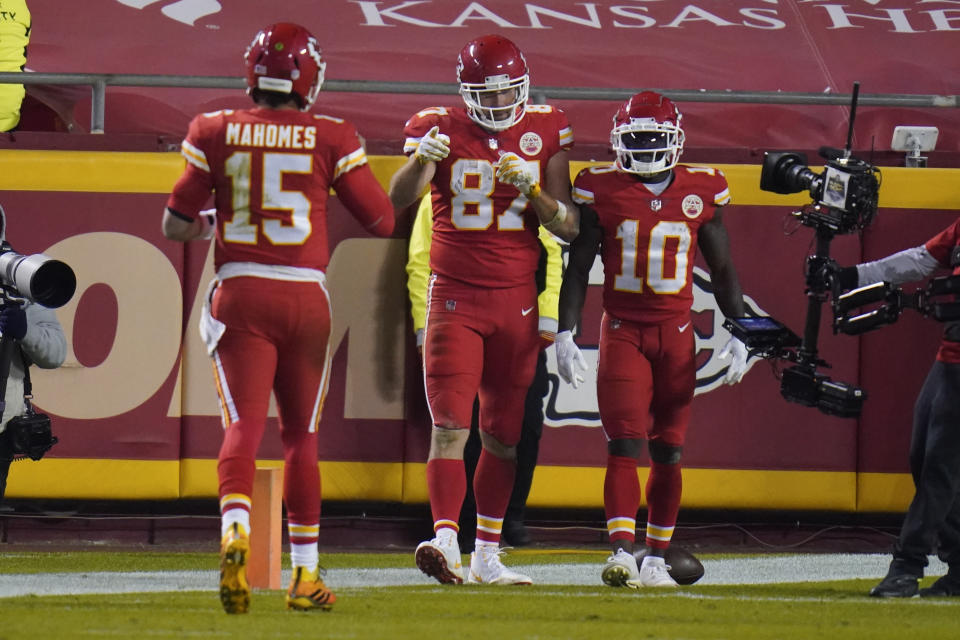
[415,535,464,584]
[601,549,640,587]
[628,554,678,588]
[468,545,533,585]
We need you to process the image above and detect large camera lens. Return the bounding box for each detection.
[0,251,77,308]
[759,151,820,196]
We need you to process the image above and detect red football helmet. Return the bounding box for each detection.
[610,91,685,176]
[244,23,326,111]
[456,34,530,131]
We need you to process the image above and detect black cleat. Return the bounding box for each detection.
[869,572,920,598]
[919,574,960,597]
[502,523,532,547]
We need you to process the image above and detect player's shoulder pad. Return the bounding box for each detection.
[525,104,557,115]
[408,106,451,126]
[404,106,453,137]
[585,163,617,176]
[312,113,347,125]
[200,108,233,119]
[679,164,726,180]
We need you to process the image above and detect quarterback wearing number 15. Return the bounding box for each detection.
[162,23,394,615]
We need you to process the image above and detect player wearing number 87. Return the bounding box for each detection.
[389,34,577,586]
[161,22,395,613]
[557,91,750,589]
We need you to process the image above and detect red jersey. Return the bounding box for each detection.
[573,163,731,324]
[924,217,960,363]
[402,105,573,288]
[167,107,393,271]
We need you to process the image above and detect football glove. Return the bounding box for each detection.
[415,126,451,164]
[718,335,748,385]
[555,330,588,388]
[496,152,540,198]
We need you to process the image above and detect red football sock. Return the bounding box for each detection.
[281,428,320,526]
[604,454,640,549]
[644,460,682,551]
[473,449,515,544]
[426,458,466,533]
[217,418,260,499]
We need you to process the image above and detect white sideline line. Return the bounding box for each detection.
[0,553,948,598]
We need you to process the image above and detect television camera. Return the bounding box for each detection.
[723,83,881,418]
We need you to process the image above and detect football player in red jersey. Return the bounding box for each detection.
[556,91,749,589]
[161,23,394,614]
[389,34,578,586]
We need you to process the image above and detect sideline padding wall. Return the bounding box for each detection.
[1,149,957,512]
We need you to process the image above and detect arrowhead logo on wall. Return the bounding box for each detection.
[116,0,222,26]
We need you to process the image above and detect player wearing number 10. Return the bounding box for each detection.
[389,34,578,586]
[162,23,394,614]
[557,91,749,589]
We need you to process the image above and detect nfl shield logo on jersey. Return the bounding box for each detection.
[650,199,662,212]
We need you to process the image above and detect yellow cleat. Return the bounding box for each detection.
[219,523,251,614]
[286,566,337,611]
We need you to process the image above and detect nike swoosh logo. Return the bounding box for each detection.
[678,322,691,333]
[522,307,534,316]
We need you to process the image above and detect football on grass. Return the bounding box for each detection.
[634,545,705,585]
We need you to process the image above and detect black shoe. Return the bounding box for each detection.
[502,523,532,547]
[919,574,960,597]
[869,572,920,598]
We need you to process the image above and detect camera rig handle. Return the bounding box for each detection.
[834,274,960,334]
[798,227,839,365]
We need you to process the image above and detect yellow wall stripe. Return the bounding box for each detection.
[179,459,405,501]
[405,463,906,512]
[0,150,185,193]
[4,459,180,499]
[4,458,915,512]
[857,472,918,512]
[692,164,960,210]
[0,150,956,210]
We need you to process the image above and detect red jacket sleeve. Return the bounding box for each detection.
[165,163,213,219]
[925,217,960,266]
[333,164,395,238]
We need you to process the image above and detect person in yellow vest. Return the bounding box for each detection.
[407,192,562,552]
[0,0,30,132]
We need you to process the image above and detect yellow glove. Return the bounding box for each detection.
[496,152,541,198]
[415,126,451,164]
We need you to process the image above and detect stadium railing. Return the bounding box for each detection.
[0,71,957,133]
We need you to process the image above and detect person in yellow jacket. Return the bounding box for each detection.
[407,193,562,548]
[0,1,30,132]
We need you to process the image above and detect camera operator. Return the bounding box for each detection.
[836,217,960,598]
[0,211,67,503]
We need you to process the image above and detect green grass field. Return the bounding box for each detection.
[1,551,957,639]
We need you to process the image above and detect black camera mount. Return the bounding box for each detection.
[834,274,960,335]
[725,83,881,418]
